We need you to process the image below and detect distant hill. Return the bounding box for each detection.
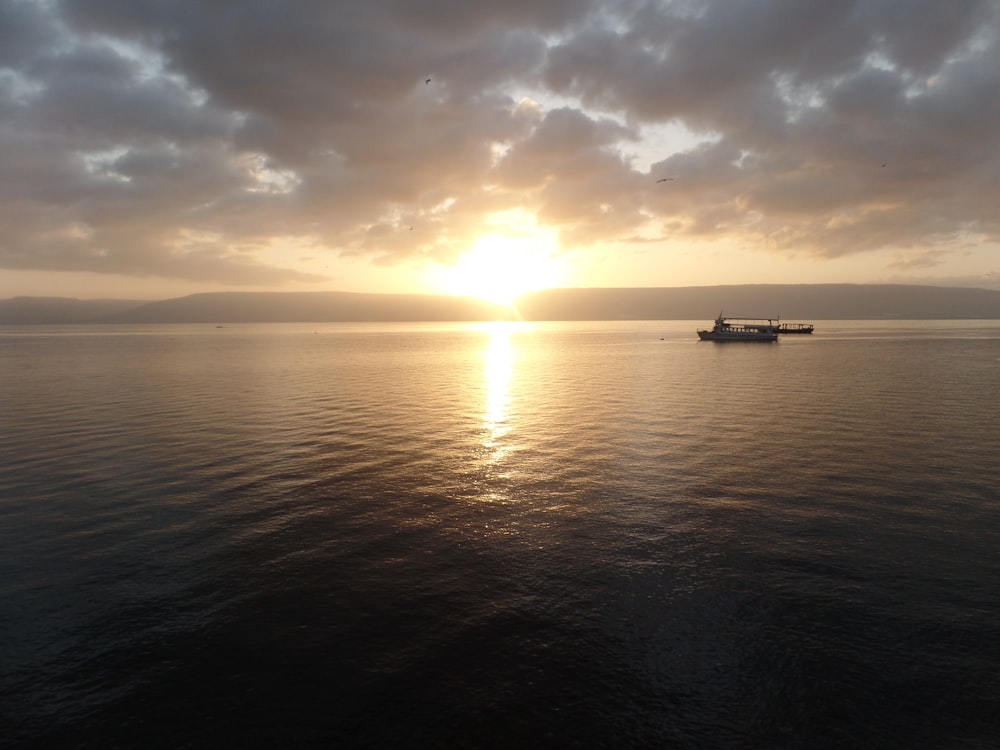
[515,284,1000,320]
[3,285,1000,324]
[0,296,147,324]
[99,291,511,323]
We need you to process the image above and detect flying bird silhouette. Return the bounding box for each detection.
[656,178,674,183]
[425,78,431,84]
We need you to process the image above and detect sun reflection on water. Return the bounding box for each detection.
[473,321,533,509]
[483,322,516,448]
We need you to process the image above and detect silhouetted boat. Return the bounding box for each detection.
[697,314,778,342]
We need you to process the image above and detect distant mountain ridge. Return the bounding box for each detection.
[0,296,147,324]
[99,291,511,323]
[516,284,1000,321]
[3,285,1000,324]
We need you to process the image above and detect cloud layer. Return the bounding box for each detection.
[2,0,998,286]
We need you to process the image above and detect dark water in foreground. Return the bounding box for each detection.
[2,320,999,748]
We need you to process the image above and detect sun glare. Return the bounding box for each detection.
[438,233,566,306]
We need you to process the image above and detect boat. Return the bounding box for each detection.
[696,313,779,342]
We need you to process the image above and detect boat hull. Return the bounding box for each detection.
[697,330,778,342]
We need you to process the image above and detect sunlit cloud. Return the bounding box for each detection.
[2,0,999,297]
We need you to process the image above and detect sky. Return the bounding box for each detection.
[2,0,999,302]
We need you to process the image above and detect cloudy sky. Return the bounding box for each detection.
[2,0,999,301]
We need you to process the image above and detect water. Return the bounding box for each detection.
[2,321,999,748]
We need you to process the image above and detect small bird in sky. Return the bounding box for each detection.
[881,163,886,167]
[425,78,431,84]
[656,177,674,183]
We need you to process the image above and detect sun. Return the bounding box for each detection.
[437,233,567,306]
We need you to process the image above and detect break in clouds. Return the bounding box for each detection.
[1,0,999,285]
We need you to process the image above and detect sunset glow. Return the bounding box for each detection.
[1,1,1000,300]
[437,233,567,305]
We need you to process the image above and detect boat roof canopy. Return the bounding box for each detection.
[717,316,779,324]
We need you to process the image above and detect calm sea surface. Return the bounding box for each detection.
[2,320,999,748]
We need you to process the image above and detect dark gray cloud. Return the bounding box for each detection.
[1,0,998,287]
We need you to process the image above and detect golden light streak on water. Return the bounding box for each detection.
[482,322,514,450]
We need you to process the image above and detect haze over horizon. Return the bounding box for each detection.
[2,0,999,303]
